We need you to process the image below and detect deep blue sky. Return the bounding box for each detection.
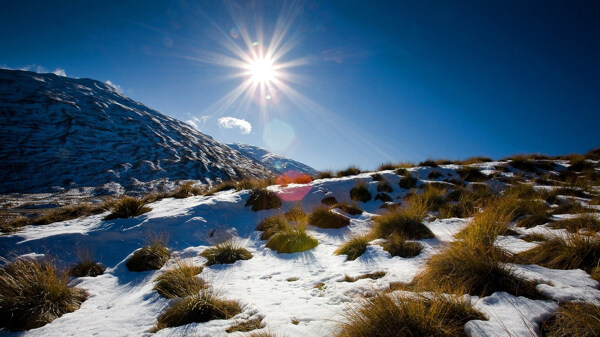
[2,0,599,171]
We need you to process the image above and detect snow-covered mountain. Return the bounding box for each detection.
[227,143,319,176]
[0,69,272,193]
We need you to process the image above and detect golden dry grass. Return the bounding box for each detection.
[0,259,87,330]
[335,291,485,337]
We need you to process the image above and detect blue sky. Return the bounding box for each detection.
[1,0,599,171]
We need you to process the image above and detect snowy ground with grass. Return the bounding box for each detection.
[1,154,600,336]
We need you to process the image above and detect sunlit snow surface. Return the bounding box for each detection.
[1,167,599,336]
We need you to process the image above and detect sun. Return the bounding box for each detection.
[248,56,277,85]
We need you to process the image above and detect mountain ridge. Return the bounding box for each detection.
[0,69,273,193]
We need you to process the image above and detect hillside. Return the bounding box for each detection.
[0,69,272,194]
[227,143,319,176]
[1,152,599,336]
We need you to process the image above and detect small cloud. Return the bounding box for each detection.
[53,68,66,77]
[105,80,122,93]
[217,116,252,134]
[186,119,199,129]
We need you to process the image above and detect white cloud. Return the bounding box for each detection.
[186,119,199,129]
[217,116,252,134]
[105,80,122,93]
[53,68,66,77]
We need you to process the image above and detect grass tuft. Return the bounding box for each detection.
[0,258,87,330]
[516,233,600,273]
[399,175,418,189]
[321,196,339,206]
[315,171,334,179]
[309,208,351,229]
[257,215,292,240]
[418,160,439,167]
[153,260,204,298]
[380,233,423,258]
[456,166,487,182]
[335,291,485,337]
[104,197,151,220]
[154,287,242,331]
[415,240,541,298]
[337,166,361,177]
[335,234,370,261]
[170,182,203,198]
[332,202,363,215]
[226,316,264,333]
[69,250,106,278]
[201,240,253,266]
[266,229,319,254]
[350,183,372,202]
[246,188,282,212]
[542,302,600,337]
[371,203,432,240]
[548,214,600,233]
[126,237,171,272]
[377,181,393,193]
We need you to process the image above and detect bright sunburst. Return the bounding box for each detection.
[247,56,277,85]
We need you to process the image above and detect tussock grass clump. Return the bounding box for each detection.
[371,203,432,240]
[399,175,418,189]
[375,193,393,202]
[455,207,514,246]
[284,206,307,223]
[205,180,237,195]
[462,156,492,165]
[154,288,242,331]
[504,184,541,199]
[170,182,203,198]
[153,261,204,298]
[257,215,291,240]
[371,173,384,181]
[378,163,397,171]
[350,183,372,202]
[341,271,386,282]
[410,184,448,212]
[395,167,408,176]
[590,195,600,205]
[226,316,264,333]
[201,240,253,266]
[69,250,105,278]
[332,202,363,215]
[246,188,282,211]
[4,202,110,233]
[266,228,318,254]
[456,166,487,182]
[126,238,171,272]
[380,233,423,258]
[567,157,595,172]
[315,171,334,179]
[415,241,541,298]
[0,259,88,330]
[321,196,338,205]
[516,234,600,273]
[551,199,595,215]
[309,208,350,229]
[104,197,151,220]
[427,171,443,179]
[508,156,553,172]
[517,214,551,228]
[542,302,600,337]
[335,291,485,337]
[69,260,105,278]
[549,214,600,233]
[337,166,361,177]
[377,180,393,192]
[418,160,439,167]
[335,234,370,261]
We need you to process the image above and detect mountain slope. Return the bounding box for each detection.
[0,69,271,193]
[227,142,319,176]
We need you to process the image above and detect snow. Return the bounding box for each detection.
[1,143,599,335]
